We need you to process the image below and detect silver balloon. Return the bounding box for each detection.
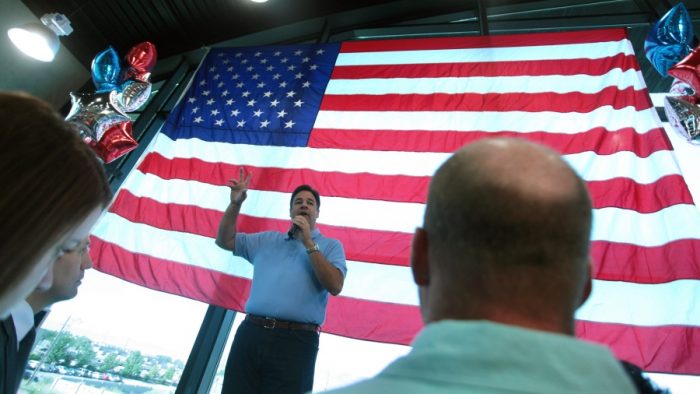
[664,96,700,143]
[65,91,130,143]
[115,80,152,112]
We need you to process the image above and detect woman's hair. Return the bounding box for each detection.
[0,91,112,297]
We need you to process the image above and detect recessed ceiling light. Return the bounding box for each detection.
[7,13,72,62]
[8,24,59,62]
[249,0,269,3]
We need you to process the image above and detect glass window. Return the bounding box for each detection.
[19,269,208,393]
[208,313,244,393]
[314,333,410,391]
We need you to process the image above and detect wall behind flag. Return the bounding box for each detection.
[0,0,88,108]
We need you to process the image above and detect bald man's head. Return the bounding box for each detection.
[418,138,592,331]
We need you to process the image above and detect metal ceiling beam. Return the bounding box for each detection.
[349,12,653,40]
[477,0,489,35]
[486,0,633,20]
[638,0,674,19]
[630,0,662,20]
[318,18,332,43]
[488,12,654,31]
[393,10,478,25]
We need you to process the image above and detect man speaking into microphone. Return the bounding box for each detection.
[215,168,347,394]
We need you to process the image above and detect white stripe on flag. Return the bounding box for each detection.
[565,150,680,184]
[149,134,448,176]
[313,107,662,134]
[335,40,634,66]
[148,134,679,183]
[93,212,255,278]
[121,170,700,247]
[577,279,700,326]
[325,69,645,95]
[343,260,418,305]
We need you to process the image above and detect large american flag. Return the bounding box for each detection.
[91,28,700,375]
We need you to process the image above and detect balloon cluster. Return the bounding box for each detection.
[66,42,157,163]
[645,3,700,144]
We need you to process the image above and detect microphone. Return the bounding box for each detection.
[287,224,300,239]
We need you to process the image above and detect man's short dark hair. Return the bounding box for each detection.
[290,184,321,209]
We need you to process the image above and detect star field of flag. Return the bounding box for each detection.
[162,43,341,146]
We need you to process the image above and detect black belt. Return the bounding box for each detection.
[245,315,320,332]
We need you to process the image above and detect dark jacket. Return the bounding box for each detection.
[0,313,40,394]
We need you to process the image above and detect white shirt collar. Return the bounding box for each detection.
[10,300,34,346]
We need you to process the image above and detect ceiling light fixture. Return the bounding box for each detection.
[249,0,269,3]
[7,13,73,62]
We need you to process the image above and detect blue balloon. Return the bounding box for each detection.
[645,3,695,77]
[91,46,122,93]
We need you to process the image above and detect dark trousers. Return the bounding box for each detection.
[222,320,320,394]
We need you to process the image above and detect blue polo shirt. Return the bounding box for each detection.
[234,228,347,324]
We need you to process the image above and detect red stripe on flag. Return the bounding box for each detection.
[576,320,700,375]
[137,153,691,211]
[320,88,652,113]
[591,239,700,283]
[108,191,700,282]
[109,190,413,266]
[108,190,219,238]
[138,152,430,204]
[340,28,628,52]
[237,214,414,266]
[91,235,422,345]
[308,127,673,157]
[90,236,251,312]
[587,175,694,214]
[330,54,640,79]
[325,296,423,345]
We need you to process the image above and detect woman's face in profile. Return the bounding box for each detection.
[0,206,103,318]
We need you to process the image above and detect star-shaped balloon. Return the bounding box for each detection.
[664,96,700,144]
[65,91,130,143]
[89,120,139,163]
[668,47,700,94]
[644,3,694,77]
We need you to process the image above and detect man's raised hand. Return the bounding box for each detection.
[227,168,252,205]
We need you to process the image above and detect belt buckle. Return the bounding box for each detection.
[263,317,276,329]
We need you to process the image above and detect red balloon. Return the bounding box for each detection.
[89,120,138,163]
[125,41,157,74]
[668,46,700,94]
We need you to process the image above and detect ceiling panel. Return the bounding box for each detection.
[17,0,700,93]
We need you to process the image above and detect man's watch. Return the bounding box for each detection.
[306,243,320,254]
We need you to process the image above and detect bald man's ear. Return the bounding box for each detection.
[579,258,593,307]
[411,227,429,286]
